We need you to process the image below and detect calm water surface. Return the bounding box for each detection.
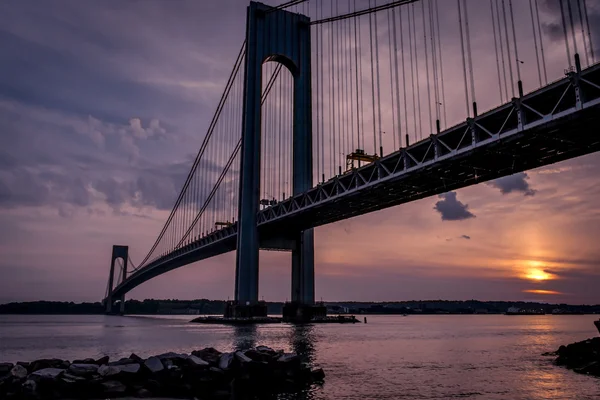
[1,314,599,399]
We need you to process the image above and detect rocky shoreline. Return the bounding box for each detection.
[0,346,324,399]
[546,337,600,377]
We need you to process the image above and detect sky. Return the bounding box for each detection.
[1,0,600,305]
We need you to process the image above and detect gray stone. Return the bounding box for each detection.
[187,355,209,367]
[235,351,253,364]
[97,365,120,377]
[144,356,164,373]
[61,373,86,382]
[10,365,27,379]
[29,368,65,380]
[255,345,275,353]
[0,363,13,375]
[277,353,300,363]
[94,356,109,365]
[72,358,96,364]
[117,363,141,374]
[68,363,98,376]
[156,352,187,361]
[218,352,235,370]
[22,379,37,393]
[101,380,127,394]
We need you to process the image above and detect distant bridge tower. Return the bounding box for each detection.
[105,245,129,314]
[235,2,314,316]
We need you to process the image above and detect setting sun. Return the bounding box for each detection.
[524,268,553,281]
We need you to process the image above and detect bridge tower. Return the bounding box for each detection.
[105,245,129,314]
[234,2,314,317]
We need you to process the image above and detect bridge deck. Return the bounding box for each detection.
[109,63,600,300]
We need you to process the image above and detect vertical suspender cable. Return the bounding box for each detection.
[508,0,522,96]
[400,7,409,145]
[348,1,355,162]
[463,0,477,114]
[534,0,548,83]
[368,0,377,155]
[408,4,417,143]
[320,0,325,181]
[392,7,402,147]
[528,0,543,87]
[566,0,579,58]
[576,0,589,66]
[423,0,432,134]
[353,0,361,157]
[329,0,335,177]
[559,0,572,66]
[315,11,320,187]
[581,0,595,63]
[434,0,447,128]
[336,1,343,171]
[501,0,515,97]
[388,9,397,150]
[374,0,384,155]
[496,0,509,98]
[428,0,440,127]
[457,0,470,117]
[491,0,505,102]
[412,4,422,140]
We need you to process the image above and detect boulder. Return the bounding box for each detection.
[255,345,275,354]
[277,353,300,364]
[22,379,37,394]
[61,372,86,382]
[0,363,13,376]
[97,365,120,378]
[235,351,253,365]
[101,380,127,395]
[117,363,141,375]
[245,349,273,363]
[136,388,153,397]
[218,353,235,370]
[10,365,27,379]
[187,355,209,368]
[29,368,65,380]
[192,347,222,364]
[129,353,143,362]
[311,368,325,381]
[156,352,187,361]
[72,358,96,364]
[109,357,138,366]
[68,363,98,377]
[144,356,164,373]
[94,356,109,365]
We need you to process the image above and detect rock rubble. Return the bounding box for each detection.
[0,346,324,399]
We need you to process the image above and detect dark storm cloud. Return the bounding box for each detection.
[487,172,536,196]
[541,0,600,58]
[460,235,471,240]
[434,192,476,221]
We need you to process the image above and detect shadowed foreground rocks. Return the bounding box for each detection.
[0,346,325,399]
[546,337,600,377]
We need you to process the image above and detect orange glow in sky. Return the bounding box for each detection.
[523,289,562,295]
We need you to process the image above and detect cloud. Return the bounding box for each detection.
[460,235,471,240]
[541,0,600,58]
[433,192,476,221]
[487,172,536,196]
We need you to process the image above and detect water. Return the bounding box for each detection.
[1,314,599,399]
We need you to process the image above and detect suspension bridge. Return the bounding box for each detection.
[104,0,600,318]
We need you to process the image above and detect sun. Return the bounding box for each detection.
[526,268,551,281]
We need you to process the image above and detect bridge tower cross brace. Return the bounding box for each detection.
[236,2,314,308]
[105,245,129,314]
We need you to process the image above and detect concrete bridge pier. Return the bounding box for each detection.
[234,2,314,319]
[105,245,129,315]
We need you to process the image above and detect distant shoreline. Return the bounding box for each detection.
[1,299,599,316]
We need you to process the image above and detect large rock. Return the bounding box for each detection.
[29,368,65,380]
[187,355,209,368]
[117,363,141,375]
[277,353,300,364]
[144,357,164,373]
[101,380,127,395]
[192,348,222,364]
[97,364,120,378]
[218,353,235,370]
[0,363,13,376]
[68,363,98,377]
[94,356,109,365]
[10,365,27,379]
[235,351,253,365]
[72,358,96,364]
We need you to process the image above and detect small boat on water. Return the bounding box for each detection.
[595,319,600,335]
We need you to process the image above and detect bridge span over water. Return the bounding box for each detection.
[104,0,600,316]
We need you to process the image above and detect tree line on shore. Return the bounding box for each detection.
[1,299,599,315]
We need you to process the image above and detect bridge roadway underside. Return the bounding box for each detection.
[110,65,600,301]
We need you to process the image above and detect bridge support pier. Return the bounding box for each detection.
[234,2,313,319]
[105,245,129,315]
